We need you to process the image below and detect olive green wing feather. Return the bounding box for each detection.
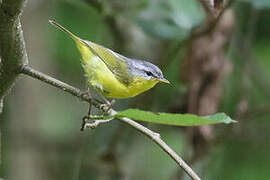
[85,41,132,85]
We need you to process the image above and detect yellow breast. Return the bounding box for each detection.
[84,58,158,98]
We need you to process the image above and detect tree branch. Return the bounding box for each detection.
[21,66,92,103]
[21,65,201,180]
[1,0,26,18]
[2,0,201,178]
[85,118,114,129]
[0,0,28,112]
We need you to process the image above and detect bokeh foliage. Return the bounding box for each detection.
[1,0,270,180]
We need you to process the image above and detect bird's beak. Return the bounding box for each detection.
[157,78,170,84]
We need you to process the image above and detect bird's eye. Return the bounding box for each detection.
[145,71,153,76]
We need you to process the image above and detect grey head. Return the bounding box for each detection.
[126,58,170,83]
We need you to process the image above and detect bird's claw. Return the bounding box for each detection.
[80,90,92,102]
[100,99,115,113]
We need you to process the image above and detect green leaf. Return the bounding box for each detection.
[134,0,205,39]
[113,109,236,126]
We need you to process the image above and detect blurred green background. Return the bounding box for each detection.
[1,0,270,179]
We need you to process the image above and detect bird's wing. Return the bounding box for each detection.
[85,41,132,85]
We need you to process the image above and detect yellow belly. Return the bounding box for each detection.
[104,76,158,98]
[84,59,158,98]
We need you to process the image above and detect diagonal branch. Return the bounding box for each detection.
[21,65,201,180]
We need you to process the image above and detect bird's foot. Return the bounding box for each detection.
[100,99,115,113]
[80,90,92,101]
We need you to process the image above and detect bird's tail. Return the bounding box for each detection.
[49,20,85,46]
[49,20,94,65]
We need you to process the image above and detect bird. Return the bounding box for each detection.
[49,20,169,100]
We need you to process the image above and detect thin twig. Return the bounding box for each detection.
[85,119,114,129]
[80,89,92,131]
[198,0,216,18]
[20,65,201,180]
[193,0,234,38]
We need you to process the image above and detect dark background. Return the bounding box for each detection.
[1,0,270,179]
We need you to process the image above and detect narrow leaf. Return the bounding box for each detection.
[114,109,236,126]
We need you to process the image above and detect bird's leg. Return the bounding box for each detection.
[81,87,116,130]
[80,87,91,100]
[96,91,115,113]
[99,95,115,113]
[81,88,114,130]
